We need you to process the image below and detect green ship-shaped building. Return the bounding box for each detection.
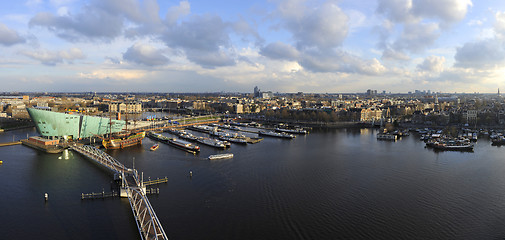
[27,108,125,139]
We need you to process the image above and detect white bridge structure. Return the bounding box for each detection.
[71,144,168,240]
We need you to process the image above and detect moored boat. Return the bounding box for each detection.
[167,137,200,153]
[258,130,295,139]
[275,127,308,134]
[102,131,145,149]
[377,133,397,141]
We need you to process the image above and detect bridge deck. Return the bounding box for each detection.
[71,144,168,240]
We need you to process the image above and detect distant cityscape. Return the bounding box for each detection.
[0,86,504,130]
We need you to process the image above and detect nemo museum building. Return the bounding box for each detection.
[27,107,125,140]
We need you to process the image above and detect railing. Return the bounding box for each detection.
[71,144,168,239]
[123,171,168,240]
[143,177,168,186]
[71,145,131,174]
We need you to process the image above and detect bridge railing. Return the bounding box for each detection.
[126,183,168,239]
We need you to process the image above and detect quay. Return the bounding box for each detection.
[0,141,21,147]
[70,144,168,240]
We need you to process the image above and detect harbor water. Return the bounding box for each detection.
[2,127,505,239]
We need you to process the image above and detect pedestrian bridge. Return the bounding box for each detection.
[70,144,168,240]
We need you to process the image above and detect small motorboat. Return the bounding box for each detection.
[150,144,159,151]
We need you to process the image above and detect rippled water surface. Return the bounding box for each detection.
[2,127,505,239]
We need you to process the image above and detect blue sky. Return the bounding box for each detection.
[0,0,504,93]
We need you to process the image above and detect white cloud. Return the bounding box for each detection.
[280,1,349,50]
[20,47,85,65]
[417,55,445,72]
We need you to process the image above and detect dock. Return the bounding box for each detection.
[0,141,21,147]
[70,144,168,240]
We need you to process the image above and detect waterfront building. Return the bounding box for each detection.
[108,102,142,113]
[27,107,125,140]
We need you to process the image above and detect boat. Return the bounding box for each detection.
[102,131,145,149]
[258,130,295,139]
[377,133,397,141]
[431,142,474,151]
[147,131,169,142]
[208,153,234,160]
[426,138,474,151]
[275,127,308,134]
[492,136,505,145]
[187,125,217,133]
[196,137,227,149]
[209,130,248,144]
[150,144,159,151]
[167,137,200,153]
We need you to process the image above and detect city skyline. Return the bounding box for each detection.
[1,0,505,93]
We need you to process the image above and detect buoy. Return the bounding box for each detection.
[189,170,193,177]
[0,160,3,164]
[44,193,48,201]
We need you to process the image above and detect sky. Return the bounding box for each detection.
[1,0,505,93]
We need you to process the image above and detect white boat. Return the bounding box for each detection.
[208,153,234,160]
[377,133,397,140]
[258,130,295,139]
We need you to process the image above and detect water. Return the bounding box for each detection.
[2,128,505,239]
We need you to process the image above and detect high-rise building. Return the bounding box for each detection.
[254,86,260,98]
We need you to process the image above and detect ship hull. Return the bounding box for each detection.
[102,132,145,149]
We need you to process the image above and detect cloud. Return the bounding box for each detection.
[28,0,166,41]
[495,11,505,39]
[417,55,445,72]
[376,0,414,23]
[260,41,299,60]
[0,23,26,46]
[393,22,440,53]
[376,0,472,25]
[454,39,505,69]
[453,11,505,70]
[79,69,146,81]
[20,47,85,65]
[299,49,386,75]
[165,0,190,25]
[375,0,471,60]
[279,0,349,50]
[161,14,236,68]
[412,0,472,26]
[29,8,124,41]
[382,48,411,60]
[123,43,169,66]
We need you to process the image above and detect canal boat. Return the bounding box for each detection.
[258,130,295,139]
[167,137,200,153]
[275,127,308,134]
[196,137,227,149]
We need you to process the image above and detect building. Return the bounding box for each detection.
[360,108,383,122]
[253,86,274,99]
[109,102,142,113]
[27,108,125,139]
